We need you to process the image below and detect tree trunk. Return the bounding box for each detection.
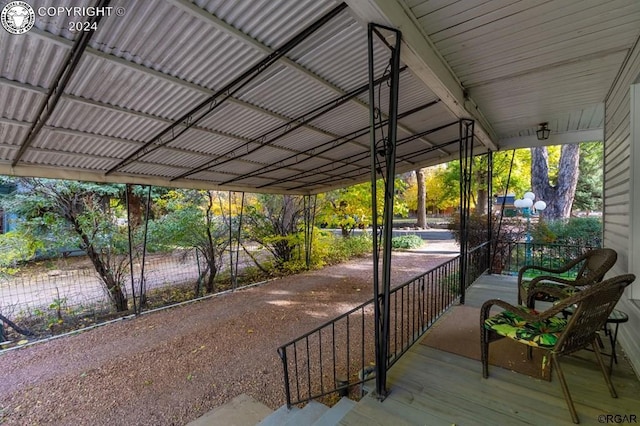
[476,188,488,216]
[68,212,129,312]
[531,144,580,220]
[108,284,129,312]
[126,184,143,228]
[415,168,428,228]
[204,260,216,293]
[474,157,489,216]
[204,192,218,294]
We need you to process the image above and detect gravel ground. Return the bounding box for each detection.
[0,249,455,426]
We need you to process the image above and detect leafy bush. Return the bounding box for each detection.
[0,231,40,276]
[314,231,372,265]
[391,234,424,249]
[532,217,602,247]
[449,213,495,248]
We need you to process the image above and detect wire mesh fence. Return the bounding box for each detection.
[0,244,264,343]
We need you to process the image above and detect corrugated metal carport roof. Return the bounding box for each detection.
[1,0,639,194]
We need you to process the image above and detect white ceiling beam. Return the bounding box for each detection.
[498,128,604,150]
[0,164,309,195]
[345,0,498,151]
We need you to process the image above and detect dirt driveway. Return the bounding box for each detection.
[0,247,456,426]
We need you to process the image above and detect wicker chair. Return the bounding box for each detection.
[481,273,636,424]
[517,248,617,307]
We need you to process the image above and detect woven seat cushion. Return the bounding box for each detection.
[521,280,580,302]
[484,308,568,348]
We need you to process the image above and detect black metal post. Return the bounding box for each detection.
[125,184,137,315]
[486,151,493,272]
[459,119,474,305]
[227,192,235,290]
[303,195,317,269]
[137,185,152,309]
[230,192,245,291]
[368,22,401,401]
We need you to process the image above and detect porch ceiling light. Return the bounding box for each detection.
[536,122,550,141]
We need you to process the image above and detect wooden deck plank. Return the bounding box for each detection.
[340,395,439,426]
[404,345,636,424]
[390,348,574,424]
[341,274,640,426]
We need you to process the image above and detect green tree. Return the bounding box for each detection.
[531,144,580,219]
[431,149,531,214]
[491,149,531,204]
[405,165,457,214]
[319,178,409,236]
[0,230,41,276]
[152,189,229,295]
[414,168,428,228]
[573,142,603,214]
[244,194,306,268]
[5,178,131,311]
[319,183,372,236]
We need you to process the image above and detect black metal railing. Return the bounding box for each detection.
[466,241,491,290]
[277,243,490,408]
[491,241,597,276]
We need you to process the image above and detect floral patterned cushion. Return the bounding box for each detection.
[521,280,580,302]
[484,308,567,348]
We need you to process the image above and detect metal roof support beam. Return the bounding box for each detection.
[11,0,111,167]
[106,2,348,176]
[218,74,432,187]
[0,79,355,172]
[22,30,374,164]
[278,122,457,191]
[167,0,438,154]
[458,119,475,305]
[345,0,497,151]
[368,22,401,402]
[171,65,409,182]
[290,137,458,193]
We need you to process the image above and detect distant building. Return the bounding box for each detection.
[493,194,517,217]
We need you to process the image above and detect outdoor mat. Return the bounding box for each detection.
[420,305,552,381]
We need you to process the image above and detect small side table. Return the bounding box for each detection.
[562,306,629,375]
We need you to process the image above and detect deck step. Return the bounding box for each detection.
[258,397,358,426]
[312,397,357,426]
[283,401,329,425]
[258,401,327,426]
[255,404,300,426]
[187,394,271,426]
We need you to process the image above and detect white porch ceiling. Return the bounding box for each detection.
[0,0,638,194]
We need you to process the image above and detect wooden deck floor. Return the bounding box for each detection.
[340,274,640,425]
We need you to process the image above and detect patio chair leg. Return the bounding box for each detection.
[552,354,579,424]
[593,339,618,398]
[481,329,489,378]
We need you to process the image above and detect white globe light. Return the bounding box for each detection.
[523,192,535,200]
[534,200,547,211]
[521,198,533,208]
[514,199,524,208]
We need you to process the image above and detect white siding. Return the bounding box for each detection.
[604,36,640,374]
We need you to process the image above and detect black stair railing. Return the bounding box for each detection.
[277,242,490,408]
